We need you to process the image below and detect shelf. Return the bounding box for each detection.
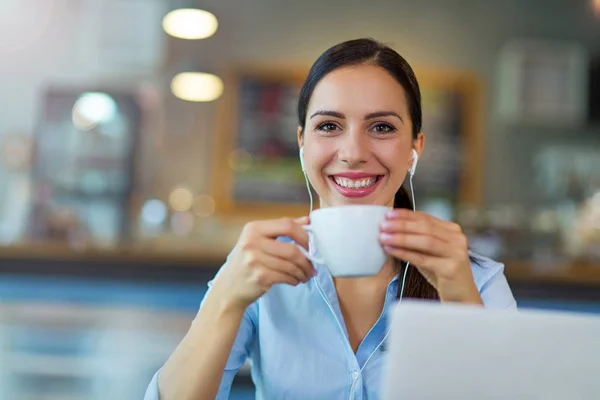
[504,259,600,286]
[0,242,228,266]
[2,242,600,290]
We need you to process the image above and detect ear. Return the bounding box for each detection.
[413,132,425,158]
[297,126,304,149]
[408,133,425,174]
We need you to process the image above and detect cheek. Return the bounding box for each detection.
[376,143,410,175]
[306,142,336,173]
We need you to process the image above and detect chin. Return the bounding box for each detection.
[322,192,394,208]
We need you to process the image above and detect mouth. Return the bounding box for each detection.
[329,174,383,198]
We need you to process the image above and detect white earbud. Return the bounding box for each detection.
[299,146,314,212]
[409,149,418,176]
[299,147,306,172]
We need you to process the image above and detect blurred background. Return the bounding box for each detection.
[0,0,599,398]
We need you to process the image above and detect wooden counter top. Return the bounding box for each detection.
[0,242,229,266]
[504,259,600,287]
[2,243,600,288]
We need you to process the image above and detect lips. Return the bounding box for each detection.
[332,176,378,189]
[329,173,383,198]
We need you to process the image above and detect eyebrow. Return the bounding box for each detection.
[365,111,403,123]
[309,110,403,123]
[309,110,345,119]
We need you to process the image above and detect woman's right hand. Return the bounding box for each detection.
[210,217,317,311]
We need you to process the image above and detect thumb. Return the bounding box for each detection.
[294,216,310,225]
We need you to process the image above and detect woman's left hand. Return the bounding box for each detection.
[379,208,483,305]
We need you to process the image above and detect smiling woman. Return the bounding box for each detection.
[294,41,438,300]
[146,38,516,400]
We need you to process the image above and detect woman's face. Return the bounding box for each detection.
[298,64,424,208]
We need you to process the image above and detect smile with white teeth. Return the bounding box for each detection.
[333,176,378,189]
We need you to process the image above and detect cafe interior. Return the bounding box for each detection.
[1,0,600,398]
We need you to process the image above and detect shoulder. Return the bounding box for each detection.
[468,251,506,289]
[468,251,517,309]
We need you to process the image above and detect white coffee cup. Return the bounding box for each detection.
[296,205,391,277]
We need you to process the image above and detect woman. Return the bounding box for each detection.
[146,38,516,400]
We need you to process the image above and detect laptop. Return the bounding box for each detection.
[382,301,600,400]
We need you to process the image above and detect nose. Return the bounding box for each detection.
[338,130,369,167]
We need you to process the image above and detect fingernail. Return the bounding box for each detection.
[380,221,392,231]
[380,233,393,242]
[385,210,399,218]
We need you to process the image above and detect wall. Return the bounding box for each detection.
[1,0,599,219]
[167,0,600,207]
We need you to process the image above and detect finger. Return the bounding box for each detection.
[383,246,443,272]
[250,218,309,249]
[383,210,463,245]
[251,250,309,282]
[384,247,473,287]
[386,209,462,232]
[261,239,316,278]
[282,219,310,251]
[268,270,303,287]
[380,218,451,243]
[379,232,452,258]
[254,267,302,288]
[294,216,310,225]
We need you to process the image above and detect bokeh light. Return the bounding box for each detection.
[192,194,216,218]
[162,8,218,40]
[141,199,167,226]
[171,72,224,102]
[169,187,194,212]
[72,92,118,130]
[228,148,253,171]
[170,211,194,236]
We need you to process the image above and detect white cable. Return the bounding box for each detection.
[303,169,314,214]
[409,174,416,210]
[398,174,416,300]
[314,279,356,353]
[348,175,416,400]
[302,170,317,254]
[301,162,417,399]
[302,167,352,351]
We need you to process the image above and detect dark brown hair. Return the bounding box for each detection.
[297,38,439,301]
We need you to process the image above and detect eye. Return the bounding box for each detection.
[316,122,340,132]
[371,123,396,134]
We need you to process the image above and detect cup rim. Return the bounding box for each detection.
[310,204,391,216]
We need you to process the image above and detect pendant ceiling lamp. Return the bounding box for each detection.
[162,2,218,40]
[170,71,223,102]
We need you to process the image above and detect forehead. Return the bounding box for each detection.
[307,64,409,115]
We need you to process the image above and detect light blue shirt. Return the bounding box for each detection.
[144,239,516,400]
